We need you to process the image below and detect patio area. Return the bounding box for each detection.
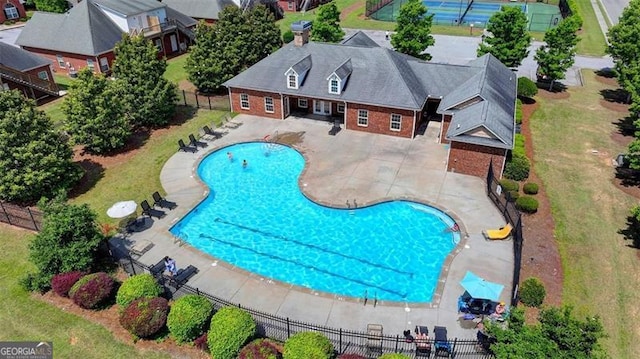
[109,114,513,339]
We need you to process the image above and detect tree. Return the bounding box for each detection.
[517,76,538,98]
[391,0,435,60]
[244,5,283,66]
[186,22,226,93]
[478,6,531,68]
[112,34,177,127]
[310,2,345,43]
[34,0,68,13]
[61,69,130,154]
[607,0,640,105]
[0,90,80,203]
[24,197,104,291]
[535,16,581,90]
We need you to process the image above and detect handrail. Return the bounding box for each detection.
[129,19,178,37]
[0,64,59,94]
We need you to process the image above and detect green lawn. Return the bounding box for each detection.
[575,0,608,56]
[0,226,169,358]
[164,54,189,84]
[530,71,639,358]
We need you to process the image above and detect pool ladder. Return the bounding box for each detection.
[363,290,378,307]
[346,199,358,209]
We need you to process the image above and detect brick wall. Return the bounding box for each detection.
[345,103,415,138]
[278,0,298,11]
[22,48,116,76]
[0,0,26,23]
[440,114,452,144]
[447,141,506,178]
[229,88,282,119]
[2,65,56,102]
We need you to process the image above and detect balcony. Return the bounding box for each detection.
[129,19,178,37]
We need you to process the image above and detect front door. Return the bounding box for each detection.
[283,96,290,118]
[170,35,178,52]
[313,100,331,115]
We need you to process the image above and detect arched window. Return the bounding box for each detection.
[3,3,19,20]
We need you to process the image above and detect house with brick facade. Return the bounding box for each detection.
[223,22,517,178]
[1,0,26,23]
[15,0,197,77]
[277,0,328,12]
[0,42,59,102]
[160,0,237,23]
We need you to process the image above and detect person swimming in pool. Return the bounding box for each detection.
[242,159,248,169]
[227,152,233,162]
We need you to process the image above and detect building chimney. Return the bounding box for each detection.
[291,20,312,47]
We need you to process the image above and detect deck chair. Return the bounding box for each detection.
[223,114,241,129]
[482,223,513,240]
[170,265,198,287]
[414,326,432,357]
[188,133,207,148]
[328,120,341,136]
[148,258,167,279]
[201,125,223,140]
[178,139,197,153]
[433,326,452,357]
[141,200,165,219]
[366,324,383,356]
[152,191,176,210]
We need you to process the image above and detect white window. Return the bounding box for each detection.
[287,74,297,89]
[99,57,110,72]
[56,55,65,68]
[357,109,368,126]
[37,71,49,81]
[3,4,19,20]
[390,113,401,131]
[288,1,293,10]
[298,98,308,108]
[264,97,274,113]
[240,93,249,109]
[154,39,163,51]
[87,59,95,72]
[337,103,345,113]
[329,78,340,94]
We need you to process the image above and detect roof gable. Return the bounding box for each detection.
[0,42,52,71]
[340,31,379,48]
[94,0,165,16]
[160,0,237,20]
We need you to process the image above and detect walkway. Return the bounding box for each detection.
[110,115,512,339]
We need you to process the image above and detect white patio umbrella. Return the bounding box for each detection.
[106,200,137,219]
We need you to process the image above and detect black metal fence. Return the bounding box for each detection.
[178,90,231,111]
[110,243,493,358]
[0,202,42,231]
[485,164,523,307]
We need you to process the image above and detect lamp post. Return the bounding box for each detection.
[470,23,474,35]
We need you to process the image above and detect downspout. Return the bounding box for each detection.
[280,92,284,120]
[343,101,347,129]
[411,110,416,138]
[498,149,508,178]
[227,87,233,113]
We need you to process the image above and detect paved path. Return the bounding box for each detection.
[600,0,629,25]
[111,115,512,340]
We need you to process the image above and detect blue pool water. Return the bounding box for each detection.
[170,143,459,303]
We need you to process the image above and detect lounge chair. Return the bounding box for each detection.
[201,125,223,140]
[148,258,167,279]
[328,119,341,136]
[141,200,165,219]
[170,265,198,287]
[178,139,197,153]
[223,114,241,129]
[366,324,383,356]
[152,191,176,210]
[188,133,207,148]
[433,326,452,357]
[414,326,431,357]
[482,223,513,240]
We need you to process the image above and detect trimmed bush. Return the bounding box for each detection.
[337,355,367,359]
[282,30,294,43]
[69,272,114,309]
[379,354,411,359]
[515,99,523,124]
[283,331,333,359]
[239,338,282,359]
[523,182,539,195]
[504,154,530,181]
[517,76,538,98]
[519,277,546,307]
[195,332,208,352]
[507,190,520,202]
[119,296,169,338]
[513,133,525,158]
[499,179,519,192]
[116,273,163,310]
[51,271,85,297]
[207,307,257,359]
[515,196,539,213]
[167,294,213,343]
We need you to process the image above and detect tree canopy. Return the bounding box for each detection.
[478,6,531,68]
[186,6,282,93]
[391,0,435,60]
[61,69,130,154]
[112,34,177,127]
[535,16,581,90]
[608,0,640,111]
[311,2,345,43]
[34,0,68,13]
[0,90,80,203]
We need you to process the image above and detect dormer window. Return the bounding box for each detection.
[329,78,340,94]
[288,74,298,89]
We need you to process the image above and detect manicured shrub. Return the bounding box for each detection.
[379,354,411,359]
[207,307,257,359]
[51,271,85,297]
[69,272,114,309]
[116,273,163,310]
[337,354,367,359]
[499,179,519,193]
[119,296,169,338]
[519,277,546,307]
[515,99,523,125]
[283,331,333,359]
[167,294,213,343]
[282,30,294,43]
[194,332,208,352]
[507,190,520,202]
[513,133,525,157]
[504,154,530,181]
[517,76,538,98]
[523,182,539,195]
[239,338,282,359]
[515,196,539,213]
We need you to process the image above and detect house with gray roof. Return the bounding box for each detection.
[160,0,238,23]
[16,0,197,77]
[223,22,517,178]
[0,42,59,102]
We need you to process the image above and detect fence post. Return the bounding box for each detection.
[129,256,136,275]
[27,207,38,231]
[0,202,11,226]
[452,338,457,355]
[182,90,187,106]
[339,328,342,353]
[195,92,200,108]
[208,96,212,110]
[394,334,399,352]
[286,317,291,338]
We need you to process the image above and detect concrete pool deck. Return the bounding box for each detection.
[111,114,513,339]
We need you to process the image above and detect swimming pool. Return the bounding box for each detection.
[170,142,460,303]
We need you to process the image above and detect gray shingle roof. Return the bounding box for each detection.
[290,55,312,75]
[94,0,164,16]
[341,31,379,47]
[160,0,237,20]
[331,59,352,81]
[165,6,198,27]
[0,42,52,72]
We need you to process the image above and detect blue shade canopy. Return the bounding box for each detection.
[460,271,504,301]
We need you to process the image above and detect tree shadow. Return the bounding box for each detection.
[615,166,640,187]
[68,159,105,199]
[595,68,616,78]
[536,81,567,93]
[618,215,640,249]
[611,115,636,137]
[518,96,536,105]
[600,88,628,104]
